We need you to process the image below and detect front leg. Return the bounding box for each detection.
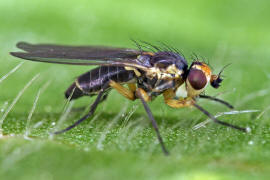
[163,89,195,108]
[163,90,247,132]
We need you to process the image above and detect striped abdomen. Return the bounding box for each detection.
[65,66,135,100]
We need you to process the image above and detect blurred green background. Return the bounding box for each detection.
[1,0,270,179]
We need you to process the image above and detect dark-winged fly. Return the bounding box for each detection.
[10,41,248,155]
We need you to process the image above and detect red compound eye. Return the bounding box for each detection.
[188,69,207,90]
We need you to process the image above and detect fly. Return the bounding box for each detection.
[10,41,248,155]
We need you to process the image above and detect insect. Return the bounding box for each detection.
[10,41,248,155]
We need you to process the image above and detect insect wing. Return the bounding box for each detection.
[10,42,148,70]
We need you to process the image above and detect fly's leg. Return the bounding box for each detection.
[100,93,109,102]
[163,89,195,108]
[127,83,136,93]
[193,103,247,132]
[54,83,108,134]
[109,80,136,100]
[164,98,195,108]
[163,90,247,132]
[109,82,168,154]
[136,88,169,155]
[199,95,234,109]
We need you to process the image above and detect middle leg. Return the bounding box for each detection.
[136,88,169,155]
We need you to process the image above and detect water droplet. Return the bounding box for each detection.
[51,122,56,126]
[246,127,251,133]
[248,140,254,145]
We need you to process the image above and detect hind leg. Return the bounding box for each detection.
[54,82,109,134]
[109,80,136,101]
[100,93,109,102]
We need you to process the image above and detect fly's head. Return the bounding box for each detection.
[186,61,212,97]
[186,62,230,97]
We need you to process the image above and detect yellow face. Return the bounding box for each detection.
[186,62,212,97]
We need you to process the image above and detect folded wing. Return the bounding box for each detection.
[10,42,148,70]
